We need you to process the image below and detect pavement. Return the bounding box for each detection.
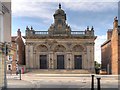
[3,73,119,90]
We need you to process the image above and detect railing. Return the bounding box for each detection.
[34,31,85,35]
[34,31,48,35]
[27,30,89,37]
[34,31,48,37]
[71,31,85,36]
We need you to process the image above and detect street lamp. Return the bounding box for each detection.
[1,42,8,90]
[19,69,21,80]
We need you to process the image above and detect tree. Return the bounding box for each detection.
[94,61,101,74]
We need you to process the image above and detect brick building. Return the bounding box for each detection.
[7,29,25,74]
[101,17,120,74]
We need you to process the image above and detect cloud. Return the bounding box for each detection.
[12,0,56,20]
[63,2,117,12]
[11,0,115,64]
[12,0,118,19]
[95,34,107,63]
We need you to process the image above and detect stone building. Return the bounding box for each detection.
[0,0,11,42]
[101,17,120,74]
[0,0,11,88]
[25,4,96,73]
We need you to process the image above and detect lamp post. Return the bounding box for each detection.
[19,69,21,80]
[2,42,8,90]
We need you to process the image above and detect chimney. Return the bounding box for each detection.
[113,16,118,29]
[107,30,112,40]
[17,29,21,37]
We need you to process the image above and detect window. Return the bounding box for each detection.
[8,55,12,61]
[58,19,62,24]
[7,64,12,70]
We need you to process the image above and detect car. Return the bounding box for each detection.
[99,69,107,75]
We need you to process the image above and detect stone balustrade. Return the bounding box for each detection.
[26,30,94,38]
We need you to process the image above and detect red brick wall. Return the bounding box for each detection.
[111,29,118,74]
[101,41,111,74]
[118,34,120,74]
[17,37,25,65]
[101,18,120,74]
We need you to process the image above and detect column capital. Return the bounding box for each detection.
[0,2,10,14]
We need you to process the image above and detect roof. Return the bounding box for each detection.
[101,39,111,47]
[11,36,25,44]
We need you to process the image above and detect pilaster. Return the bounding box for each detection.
[29,44,34,68]
[25,44,29,69]
[48,52,54,69]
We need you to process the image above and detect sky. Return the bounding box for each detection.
[11,0,119,63]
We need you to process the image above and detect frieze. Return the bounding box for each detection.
[26,35,96,39]
[85,42,95,46]
[26,42,34,45]
[66,42,72,48]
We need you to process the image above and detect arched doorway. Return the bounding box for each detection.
[37,45,48,69]
[73,45,84,69]
[54,45,66,69]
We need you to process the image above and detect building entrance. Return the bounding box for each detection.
[57,55,64,69]
[74,55,82,69]
[40,55,47,69]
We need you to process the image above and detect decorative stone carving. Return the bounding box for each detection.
[37,45,48,52]
[54,45,66,52]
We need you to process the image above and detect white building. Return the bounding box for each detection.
[0,0,11,88]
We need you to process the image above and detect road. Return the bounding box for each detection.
[5,74,119,90]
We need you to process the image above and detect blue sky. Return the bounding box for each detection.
[12,0,119,63]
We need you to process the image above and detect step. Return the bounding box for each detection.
[26,69,92,74]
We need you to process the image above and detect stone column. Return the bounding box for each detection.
[54,53,57,69]
[90,45,95,72]
[66,52,72,69]
[0,13,4,42]
[71,53,74,69]
[29,44,34,69]
[86,45,95,72]
[48,52,54,69]
[83,51,87,69]
[33,50,36,69]
[25,44,29,69]
[86,46,90,70]
[36,53,39,69]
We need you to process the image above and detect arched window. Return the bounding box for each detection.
[73,45,84,52]
[54,45,66,52]
[37,45,48,52]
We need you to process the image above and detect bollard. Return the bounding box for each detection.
[91,75,94,90]
[97,77,101,90]
[19,70,21,80]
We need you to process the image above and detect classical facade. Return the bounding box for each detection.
[25,4,96,73]
[101,17,120,74]
[0,0,11,42]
